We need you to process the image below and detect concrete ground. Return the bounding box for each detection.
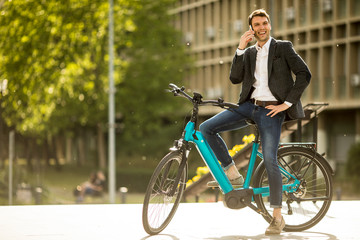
[0,200,358,240]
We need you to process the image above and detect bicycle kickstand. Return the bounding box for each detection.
[243,200,268,217]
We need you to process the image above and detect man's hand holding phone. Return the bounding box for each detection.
[238,26,255,50]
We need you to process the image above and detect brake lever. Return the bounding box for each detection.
[217,98,225,108]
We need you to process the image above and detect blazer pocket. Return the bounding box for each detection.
[272,57,283,71]
[286,101,305,120]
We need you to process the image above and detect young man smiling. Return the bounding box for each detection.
[201,9,311,235]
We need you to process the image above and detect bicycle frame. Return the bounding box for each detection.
[183,120,301,198]
[143,86,332,235]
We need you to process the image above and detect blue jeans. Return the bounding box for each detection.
[199,100,285,208]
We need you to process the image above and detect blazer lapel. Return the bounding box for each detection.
[268,38,277,79]
[250,47,257,77]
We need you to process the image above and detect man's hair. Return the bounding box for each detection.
[248,9,271,27]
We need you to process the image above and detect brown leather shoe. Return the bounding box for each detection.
[265,216,285,235]
[207,175,244,187]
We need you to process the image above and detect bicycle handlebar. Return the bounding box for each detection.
[169,83,239,109]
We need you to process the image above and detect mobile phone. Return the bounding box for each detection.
[249,25,254,41]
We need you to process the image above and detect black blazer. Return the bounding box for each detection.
[229,38,311,120]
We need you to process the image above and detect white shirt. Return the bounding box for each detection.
[236,38,292,106]
[251,38,276,101]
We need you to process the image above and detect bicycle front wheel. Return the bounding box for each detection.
[254,147,333,232]
[142,151,187,235]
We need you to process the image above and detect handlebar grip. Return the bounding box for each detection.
[168,84,238,109]
[224,102,239,109]
[169,83,179,91]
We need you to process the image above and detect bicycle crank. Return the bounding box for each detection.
[224,189,253,210]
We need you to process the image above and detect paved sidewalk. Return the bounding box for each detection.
[0,200,358,240]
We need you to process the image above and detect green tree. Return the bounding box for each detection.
[117,0,191,155]
[0,0,116,167]
[0,0,111,136]
[0,0,191,166]
[346,141,360,191]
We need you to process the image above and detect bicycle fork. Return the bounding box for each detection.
[166,141,190,197]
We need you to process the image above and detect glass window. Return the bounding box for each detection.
[311,0,320,23]
[323,47,333,99]
[336,44,346,99]
[323,27,333,41]
[336,24,347,39]
[351,0,360,16]
[299,0,307,26]
[336,0,347,19]
[276,0,283,30]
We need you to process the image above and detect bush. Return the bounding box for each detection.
[346,141,360,191]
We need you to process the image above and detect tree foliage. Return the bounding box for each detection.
[117,0,191,142]
[0,0,190,149]
[0,0,111,137]
[346,141,360,188]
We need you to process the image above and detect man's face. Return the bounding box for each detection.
[251,16,271,45]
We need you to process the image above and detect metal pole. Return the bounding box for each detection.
[108,0,116,204]
[9,130,14,205]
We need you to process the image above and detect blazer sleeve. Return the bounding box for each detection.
[283,41,311,104]
[229,51,245,84]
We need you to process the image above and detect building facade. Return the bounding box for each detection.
[172,0,360,172]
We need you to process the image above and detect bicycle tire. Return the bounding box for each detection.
[142,151,187,235]
[253,146,333,231]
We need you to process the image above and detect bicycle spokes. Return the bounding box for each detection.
[142,152,187,235]
[254,147,332,231]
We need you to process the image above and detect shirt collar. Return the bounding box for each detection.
[255,37,272,52]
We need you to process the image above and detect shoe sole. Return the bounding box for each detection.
[207,176,244,188]
[207,185,243,188]
[207,183,243,188]
[265,218,285,235]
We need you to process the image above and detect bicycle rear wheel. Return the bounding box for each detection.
[142,151,187,235]
[253,147,333,231]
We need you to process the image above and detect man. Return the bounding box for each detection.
[200,9,311,235]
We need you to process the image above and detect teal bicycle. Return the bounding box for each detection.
[142,84,333,235]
